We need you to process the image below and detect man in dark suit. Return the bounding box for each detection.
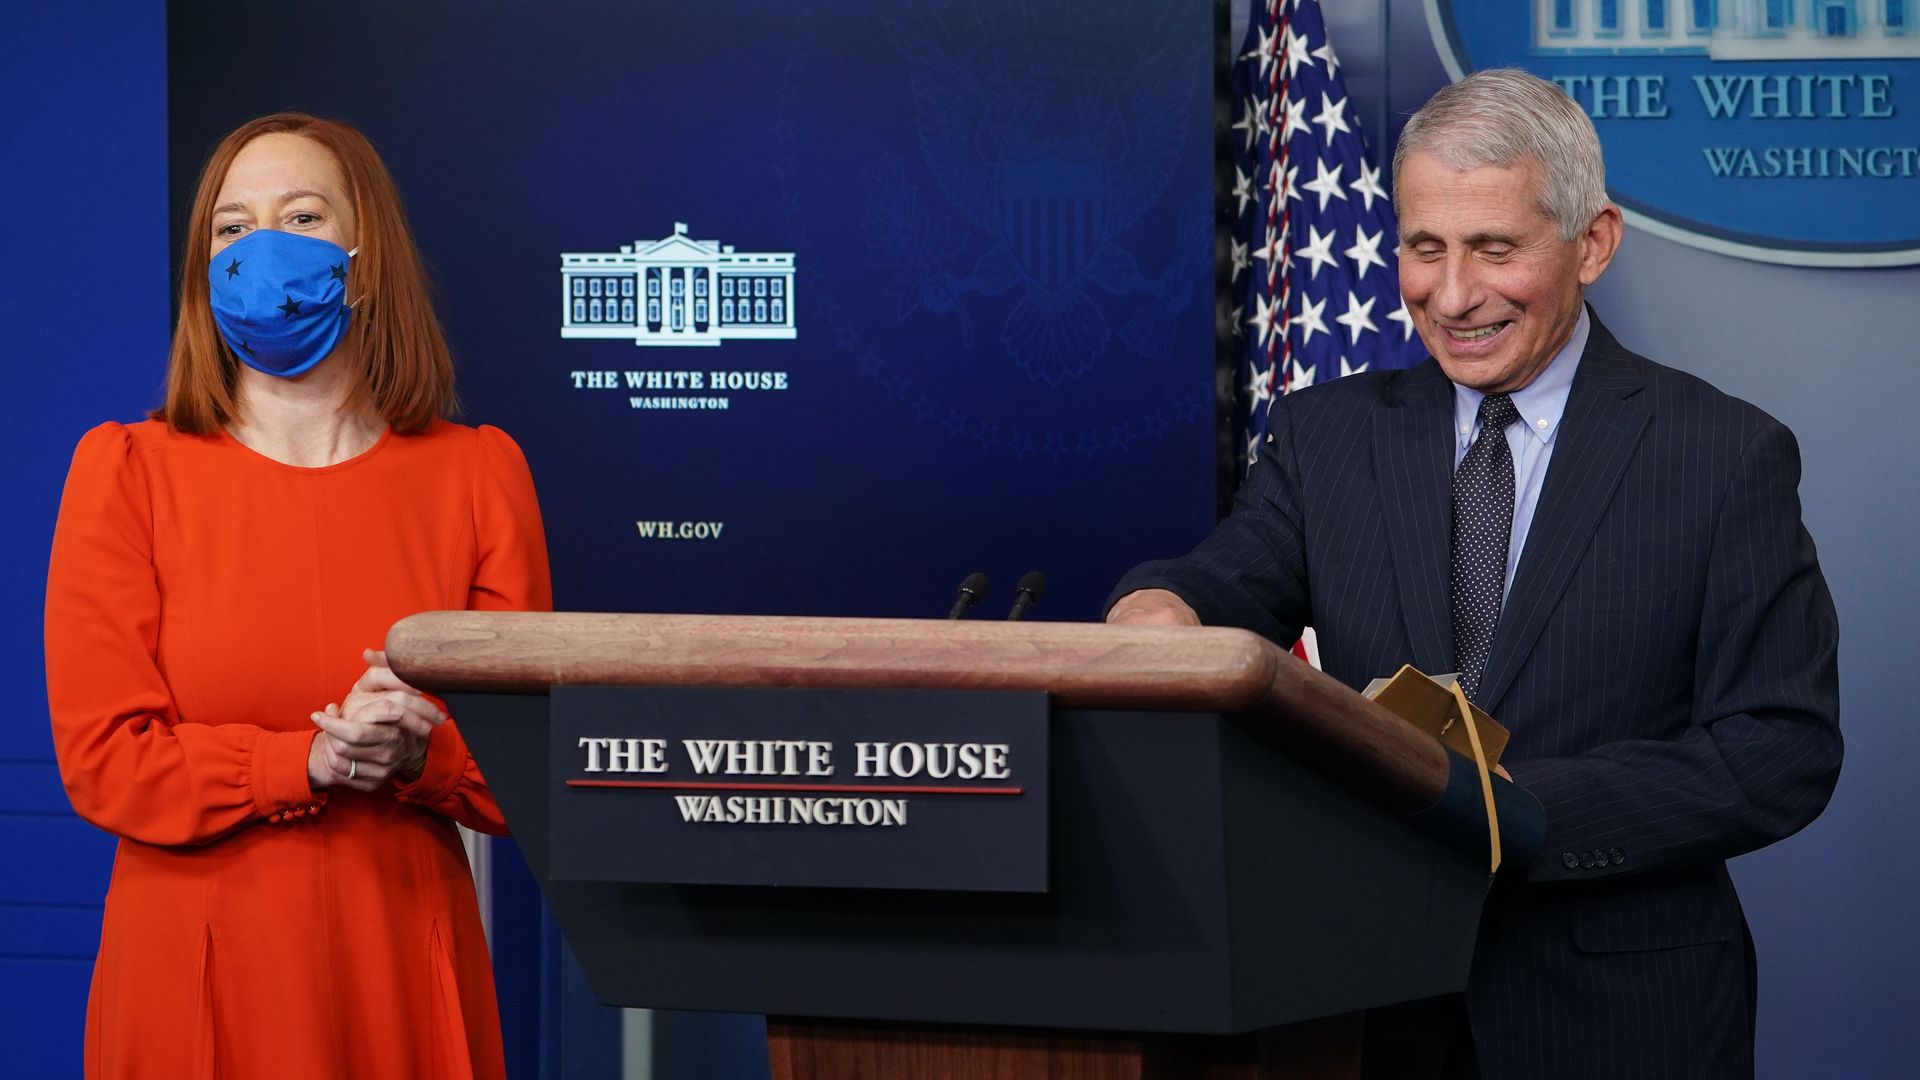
[1108,69,1840,1080]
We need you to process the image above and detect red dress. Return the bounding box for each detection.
[45,419,552,1079]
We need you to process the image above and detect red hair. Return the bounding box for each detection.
[157,113,455,434]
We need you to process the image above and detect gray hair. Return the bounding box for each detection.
[1393,68,1608,241]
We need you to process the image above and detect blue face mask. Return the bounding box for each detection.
[207,229,355,377]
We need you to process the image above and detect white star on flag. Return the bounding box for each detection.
[1335,290,1379,343]
[1233,100,1261,151]
[1291,293,1330,346]
[1248,292,1283,348]
[1293,224,1339,279]
[1283,27,1313,78]
[1312,92,1351,143]
[1313,39,1340,78]
[1278,94,1310,144]
[1245,357,1276,405]
[1350,160,1388,212]
[1301,157,1347,211]
[1250,24,1280,78]
[1344,226,1387,278]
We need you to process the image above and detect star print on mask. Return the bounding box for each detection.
[224,259,243,280]
[278,295,303,318]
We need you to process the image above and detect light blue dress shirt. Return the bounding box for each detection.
[1450,305,1589,599]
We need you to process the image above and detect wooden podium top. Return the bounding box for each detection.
[387,611,1448,811]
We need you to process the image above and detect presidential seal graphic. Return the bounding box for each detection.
[865,0,1211,387]
[1427,0,1920,265]
[561,223,797,346]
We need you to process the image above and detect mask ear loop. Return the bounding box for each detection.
[345,246,364,309]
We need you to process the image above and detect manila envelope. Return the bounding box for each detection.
[1361,664,1511,766]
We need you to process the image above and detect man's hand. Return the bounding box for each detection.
[1105,589,1201,627]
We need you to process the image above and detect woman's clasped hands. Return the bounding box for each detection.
[307,648,446,791]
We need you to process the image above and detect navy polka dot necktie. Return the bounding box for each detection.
[1451,393,1521,704]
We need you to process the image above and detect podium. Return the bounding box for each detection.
[388,612,1489,1079]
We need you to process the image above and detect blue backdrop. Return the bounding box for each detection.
[0,4,167,1076]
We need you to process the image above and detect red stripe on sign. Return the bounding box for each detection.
[565,780,1023,796]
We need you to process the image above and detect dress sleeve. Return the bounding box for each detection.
[391,425,553,834]
[46,423,321,846]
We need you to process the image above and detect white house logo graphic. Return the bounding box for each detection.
[561,223,797,347]
[1532,0,1919,59]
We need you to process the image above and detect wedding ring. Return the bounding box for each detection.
[347,759,358,782]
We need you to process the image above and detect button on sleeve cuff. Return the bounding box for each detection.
[251,729,319,818]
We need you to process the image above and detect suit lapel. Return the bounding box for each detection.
[1373,361,1457,676]
[1475,314,1651,716]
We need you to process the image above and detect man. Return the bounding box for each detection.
[1108,69,1840,1080]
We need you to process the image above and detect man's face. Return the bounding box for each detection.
[1396,151,1616,394]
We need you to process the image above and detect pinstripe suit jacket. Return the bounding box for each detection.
[1113,313,1841,1080]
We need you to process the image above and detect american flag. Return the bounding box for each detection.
[1229,0,1427,468]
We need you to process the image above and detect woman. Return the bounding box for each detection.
[44,113,549,1078]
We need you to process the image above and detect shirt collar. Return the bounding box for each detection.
[1452,305,1588,449]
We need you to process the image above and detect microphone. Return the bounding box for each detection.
[1007,571,1046,621]
[947,572,990,619]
